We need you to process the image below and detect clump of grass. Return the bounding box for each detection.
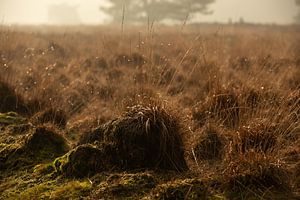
[287,68,300,90]
[158,66,176,86]
[223,151,290,198]
[239,87,282,115]
[106,68,124,81]
[294,162,300,193]
[63,90,87,115]
[97,85,116,101]
[235,120,278,153]
[231,56,252,71]
[191,125,225,161]
[0,80,28,114]
[82,57,108,70]
[193,88,240,128]
[78,98,188,173]
[31,108,68,128]
[286,90,300,117]
[241,88,261,110]
[115,53,146,67]
[117,102,187,171]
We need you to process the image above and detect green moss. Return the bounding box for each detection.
[50,180,92,199]
[33,163,55,175]
[5,123,33,135]
[0,143,21,169]
[93,172,156,199]
[18,183,51,200]
[3,179,91,200]
[3,125,70,170]
[209,194,228,199]
[1,165,92,200]
[0,112,27,125]
[150,179,208,200]
[53,153,68,173]
[0,179,19,195]
[54,144,115,178]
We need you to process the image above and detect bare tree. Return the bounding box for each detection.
[101,0,215,24]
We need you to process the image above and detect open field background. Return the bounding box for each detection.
[0,24,299,199]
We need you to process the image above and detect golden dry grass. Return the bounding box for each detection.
[0,24,299,199]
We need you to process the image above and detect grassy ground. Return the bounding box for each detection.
[0,24,299,199]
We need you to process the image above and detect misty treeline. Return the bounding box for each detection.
[296,0,300,23]
[101,0,215,23]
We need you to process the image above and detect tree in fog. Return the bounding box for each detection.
[101,0,215,23]
[296,0,300,24]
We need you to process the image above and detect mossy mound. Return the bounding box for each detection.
[79,102,188,173]
[150,178,208,200]
[90,173,156,199]
[24,126,69,155]
[0,112,31,170]
[54,144,117,178]
[3,125,70,170]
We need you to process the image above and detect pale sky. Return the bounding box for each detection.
[0,0,298,25]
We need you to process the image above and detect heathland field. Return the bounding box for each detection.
[0,25,299,199]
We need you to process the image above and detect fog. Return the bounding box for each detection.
[0,0,298,25]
